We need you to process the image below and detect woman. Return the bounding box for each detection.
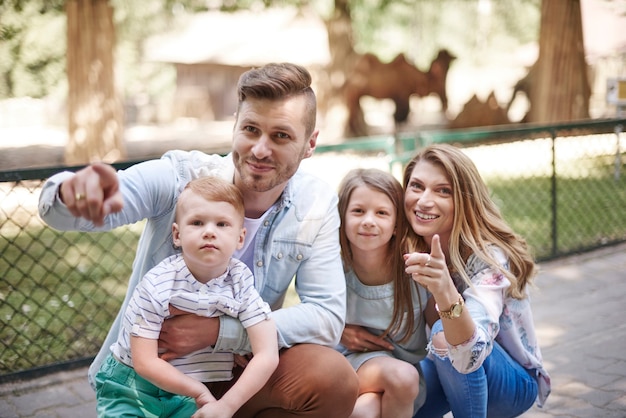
[403,144,550,418]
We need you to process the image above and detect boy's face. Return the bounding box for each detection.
[172,191,245,280]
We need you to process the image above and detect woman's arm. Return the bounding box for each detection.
[405,235,475,346]
[408,238,508,374]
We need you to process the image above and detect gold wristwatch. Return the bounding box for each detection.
[436,297,464,319]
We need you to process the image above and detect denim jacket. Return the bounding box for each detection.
[38,150,346,388]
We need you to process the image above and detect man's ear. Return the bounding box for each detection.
[304,129,319,159]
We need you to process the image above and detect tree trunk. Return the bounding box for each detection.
[529,0,590,123]
[320,0,359,109]
[65,0,125,165]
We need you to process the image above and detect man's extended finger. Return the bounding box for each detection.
[90,163,119,188]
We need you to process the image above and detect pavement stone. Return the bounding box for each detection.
[1,242,624,417]
[521,242,626,418]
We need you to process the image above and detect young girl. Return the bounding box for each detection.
[336,168,429,418]
[403,144,551,418]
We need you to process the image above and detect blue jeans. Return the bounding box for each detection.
[414,325,537,418]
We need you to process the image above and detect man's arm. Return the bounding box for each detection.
[269,196,346,347]
[214,183,346,352]
[158,306,220,361]
[39,158,178,232]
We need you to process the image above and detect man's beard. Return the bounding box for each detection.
[233,152,299,192]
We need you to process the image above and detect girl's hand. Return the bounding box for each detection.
[341,324,394,352]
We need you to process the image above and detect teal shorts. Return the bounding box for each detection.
[94,353,197,418]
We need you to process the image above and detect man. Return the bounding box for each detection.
[39,63,359,417]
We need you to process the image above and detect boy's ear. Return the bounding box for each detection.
[237,227,247,250]
[172,223,181,247]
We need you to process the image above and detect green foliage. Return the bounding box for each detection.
[0,1,65,98]
[0,0,212,100]
[0,0,541,100]
[347,0,540,66]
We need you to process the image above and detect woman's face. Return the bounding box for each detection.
[404,159,454,248]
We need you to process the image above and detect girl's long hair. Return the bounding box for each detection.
[403,144,536,299]
[338,168,422,342]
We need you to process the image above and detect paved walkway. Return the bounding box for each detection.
[1,242,625,417]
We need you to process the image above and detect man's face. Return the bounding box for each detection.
[232,96,317,193]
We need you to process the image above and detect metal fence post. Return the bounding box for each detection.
[615,124,623,182]
[550,128,558,258]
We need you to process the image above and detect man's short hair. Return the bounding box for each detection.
[237,63,317,137]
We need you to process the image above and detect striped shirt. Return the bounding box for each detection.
[110,254,271,382]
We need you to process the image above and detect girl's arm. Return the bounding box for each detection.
[130,335,215,406]
[195,319,278,418]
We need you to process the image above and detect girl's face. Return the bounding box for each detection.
[344,185,396,255]
[404,159,454,247]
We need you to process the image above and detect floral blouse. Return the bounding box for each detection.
[445,246,551,407]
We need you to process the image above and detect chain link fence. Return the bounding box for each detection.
[1,120,625,381]
[0,162,146,381]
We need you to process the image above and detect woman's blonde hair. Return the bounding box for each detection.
[338,168,423,342]
[403,144,536,299]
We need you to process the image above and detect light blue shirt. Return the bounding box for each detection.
[38,150,346,388]
[336,268,430,411]
[339,269,428,364]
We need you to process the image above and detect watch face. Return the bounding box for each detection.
[451,303,463,317]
